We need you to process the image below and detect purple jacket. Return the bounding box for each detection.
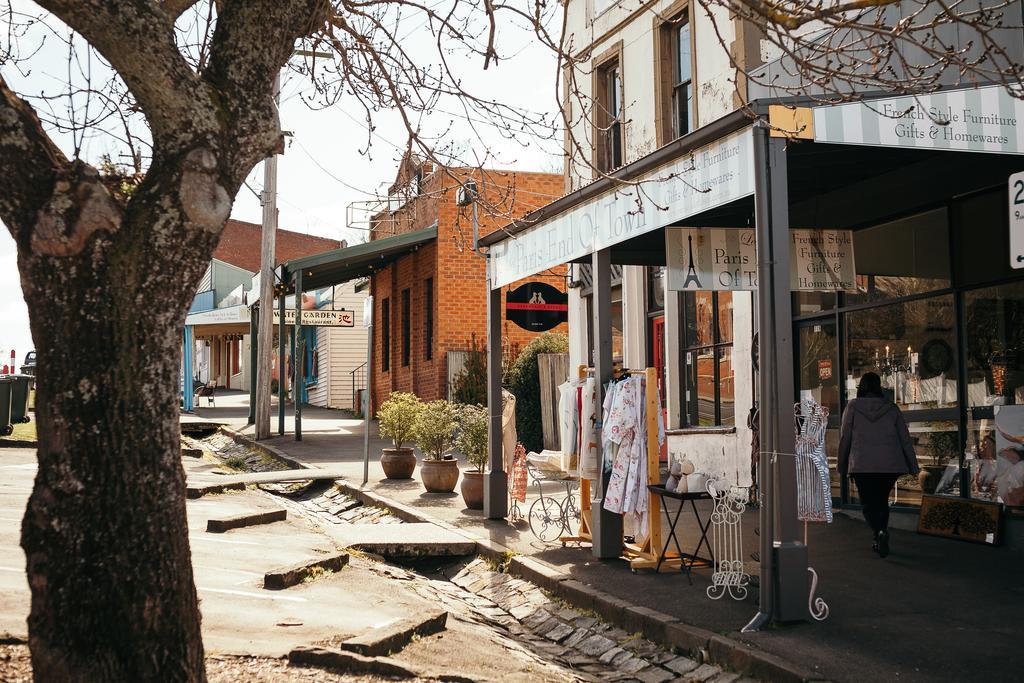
[838,397,920,476]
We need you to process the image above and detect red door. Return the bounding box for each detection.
[650,316,668,461]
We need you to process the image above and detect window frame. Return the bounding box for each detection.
[381,297,391,372]
[592,41,624,173]
[424,277,434,361]
[680,291,735,427]
[401,288,411,367]
[654,2,696,147]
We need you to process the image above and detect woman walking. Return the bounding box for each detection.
[838,372,920,557]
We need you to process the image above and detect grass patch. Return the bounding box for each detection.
[303,566,335,584]
[482,550,518,573]
[0,420,37,445]
[222,454,249,471]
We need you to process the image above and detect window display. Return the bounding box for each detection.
[965,280,1024,507]
[844,295,958,410]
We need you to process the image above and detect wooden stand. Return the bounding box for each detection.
[620,367,681,572]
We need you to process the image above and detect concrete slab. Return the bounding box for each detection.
[188,468,346,487]
[207,508,287,533]
[339,609,447,656]
[320,522,476,559]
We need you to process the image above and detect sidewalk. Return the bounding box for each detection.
[193,394,1023,682]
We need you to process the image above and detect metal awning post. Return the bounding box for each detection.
[183,325,194,413]
[746,123,807,630]
[248,305,257,425]
[591,247,623,558]
[294,268,303,442]
[278,287,286,436]
[484,257,508,519]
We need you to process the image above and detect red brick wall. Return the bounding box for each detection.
[213,219,341,272]
[371,166,567,410]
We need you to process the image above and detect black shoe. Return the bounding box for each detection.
[877,530,890,558]
[872,541,879,553]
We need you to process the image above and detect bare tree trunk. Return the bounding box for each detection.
[18,195,214,680]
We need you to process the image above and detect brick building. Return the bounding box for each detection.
[369,156,566,406]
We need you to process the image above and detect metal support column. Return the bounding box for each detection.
[591,248,623,558]
[747,123,807,630]
[248,306,258,425]
[294,269,303,441]
[278,289,286,436]
[484,259,508,518]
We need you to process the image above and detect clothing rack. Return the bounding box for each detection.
[559,364,596,545]
[561,365,672,571]
[620,366,674,572]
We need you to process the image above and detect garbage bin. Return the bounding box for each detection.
[9,375,31,424]
[0,378,13,437]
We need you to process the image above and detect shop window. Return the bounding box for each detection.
[594,54,623,172]
[681,291,734,426]
[647,266,665,313]
[965,280,1024,507]
[381,297,390,372]
[843,294,958,411]
[401,288,411,367]
[793,291,837,316]
[424,278,434,361]
[846,208,951,306]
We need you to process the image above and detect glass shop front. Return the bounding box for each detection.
[793,186,1024,511]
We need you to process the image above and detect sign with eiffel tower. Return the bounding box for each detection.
[667,228,857,291]
[667,228,758,291]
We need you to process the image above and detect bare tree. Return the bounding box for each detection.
[0,0,567,678]
[0,0,1020,678]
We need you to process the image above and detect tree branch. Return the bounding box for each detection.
[0,77,68,244]
[35,0,217,150]
[203,0,331,182]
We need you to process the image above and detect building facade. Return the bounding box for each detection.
[478,0,1024,621]
[368,157,568,408]
[559,0,763,486]
[184,219,369,411]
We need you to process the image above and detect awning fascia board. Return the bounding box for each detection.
[281,224,437,290]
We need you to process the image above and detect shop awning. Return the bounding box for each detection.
[281,224,437,291]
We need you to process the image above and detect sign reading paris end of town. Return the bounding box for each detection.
[505,282,568,331]
[1011,171,1024,269]
[666,228,857,292]
[489,128,755,288]
[813,85,1024,155]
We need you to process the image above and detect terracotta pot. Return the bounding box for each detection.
[421,457,460,493]
[460,470,485,509]
[918,464,947,494]
[380,447,416,479]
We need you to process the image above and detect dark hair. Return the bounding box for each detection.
[857,372,885,398]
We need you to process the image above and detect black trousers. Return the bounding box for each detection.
[852,474,900,535]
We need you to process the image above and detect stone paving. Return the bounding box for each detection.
[264,477,751,681]
[434,558,752,683]
[276,483,404,525]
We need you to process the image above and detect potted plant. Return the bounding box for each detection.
[457,404,489,509]
[414,399,460,493]
[918,430,958,494]
[377,392,422,479]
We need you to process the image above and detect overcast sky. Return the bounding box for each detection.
[0,2,562,366]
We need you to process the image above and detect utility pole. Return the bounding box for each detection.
[254,73,281,440]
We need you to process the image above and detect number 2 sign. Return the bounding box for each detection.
[1012,171,1024,270]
